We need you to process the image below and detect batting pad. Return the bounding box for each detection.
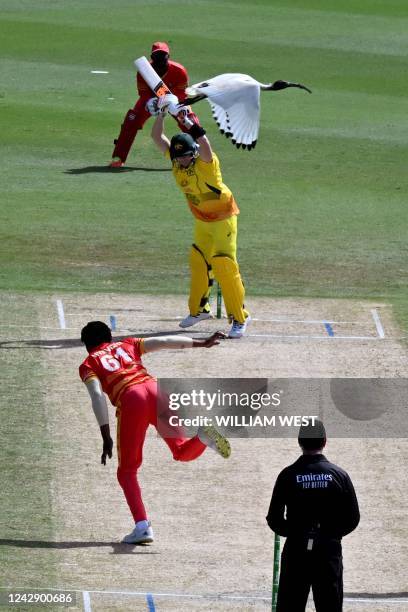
[189,245,211,315]
[211,255,246,323]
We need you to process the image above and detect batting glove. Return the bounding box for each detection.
[157,93,179,113]
[168,103,189,118]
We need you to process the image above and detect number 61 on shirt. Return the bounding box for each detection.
[100,347,133,372]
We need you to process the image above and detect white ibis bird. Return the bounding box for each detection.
[183,74,312,150]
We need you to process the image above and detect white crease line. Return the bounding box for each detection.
[1,331,383,343]
[82,591,92,612]
[371,308,385,339]
[118,330,381,341]
[56,300,66,330]
[173,316,351,324]
[0,587,269,602]
[235,318,356,324]
[247,334,379,340]
[159,316,367,326]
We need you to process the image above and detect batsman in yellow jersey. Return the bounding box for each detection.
[151,111,250,338]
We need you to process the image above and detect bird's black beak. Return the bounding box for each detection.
[271,80,312,94]
[294,82,312,94]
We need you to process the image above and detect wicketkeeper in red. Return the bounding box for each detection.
[79,321,230,544]
[110,41,200,167]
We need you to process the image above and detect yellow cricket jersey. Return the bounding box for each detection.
[168,151,240,222]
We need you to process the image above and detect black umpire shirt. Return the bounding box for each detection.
[266,454,360,540]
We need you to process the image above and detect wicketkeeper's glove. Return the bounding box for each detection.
[145,97,160,116]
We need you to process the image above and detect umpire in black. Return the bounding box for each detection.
[266,420,360,612]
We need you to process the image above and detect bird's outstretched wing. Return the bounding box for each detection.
[187,74,261,150]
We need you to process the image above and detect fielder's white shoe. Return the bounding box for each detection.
[198,425,231,458]
[122,520,154,544]
[179,311,213,328]
[228,315,251,339]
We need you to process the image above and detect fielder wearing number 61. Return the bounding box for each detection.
[79,321,231,545]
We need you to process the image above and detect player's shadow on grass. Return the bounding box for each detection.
[0,330,199,351]
[65,166,172,174]
[0,539,158,555]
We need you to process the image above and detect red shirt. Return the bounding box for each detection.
[79,338,153,406]
[137,60,189,102]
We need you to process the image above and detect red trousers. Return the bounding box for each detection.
[112,97,200,163]
[116,379,206,522]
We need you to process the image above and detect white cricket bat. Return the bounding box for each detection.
[134,56,171,97]
[134,56,193,127]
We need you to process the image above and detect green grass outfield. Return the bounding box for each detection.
[1,0,407,331]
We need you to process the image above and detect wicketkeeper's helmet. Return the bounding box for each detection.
[170,133,199,159]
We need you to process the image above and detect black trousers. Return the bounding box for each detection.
[276,537,343,612]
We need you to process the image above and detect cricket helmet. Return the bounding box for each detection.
[169,133,199,159]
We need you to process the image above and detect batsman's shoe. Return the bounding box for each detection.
[122,520,154,544]
[198,425,231,458]
[109,157,124,168]
[179,311,213,328]
[228,315,251,339]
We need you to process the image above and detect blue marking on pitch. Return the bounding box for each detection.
[146,593,156,611]
[324,322,335,337]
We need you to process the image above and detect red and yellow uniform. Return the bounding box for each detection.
[112,60,200,163]
[79,338,152,406]
[79,339,206,523]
